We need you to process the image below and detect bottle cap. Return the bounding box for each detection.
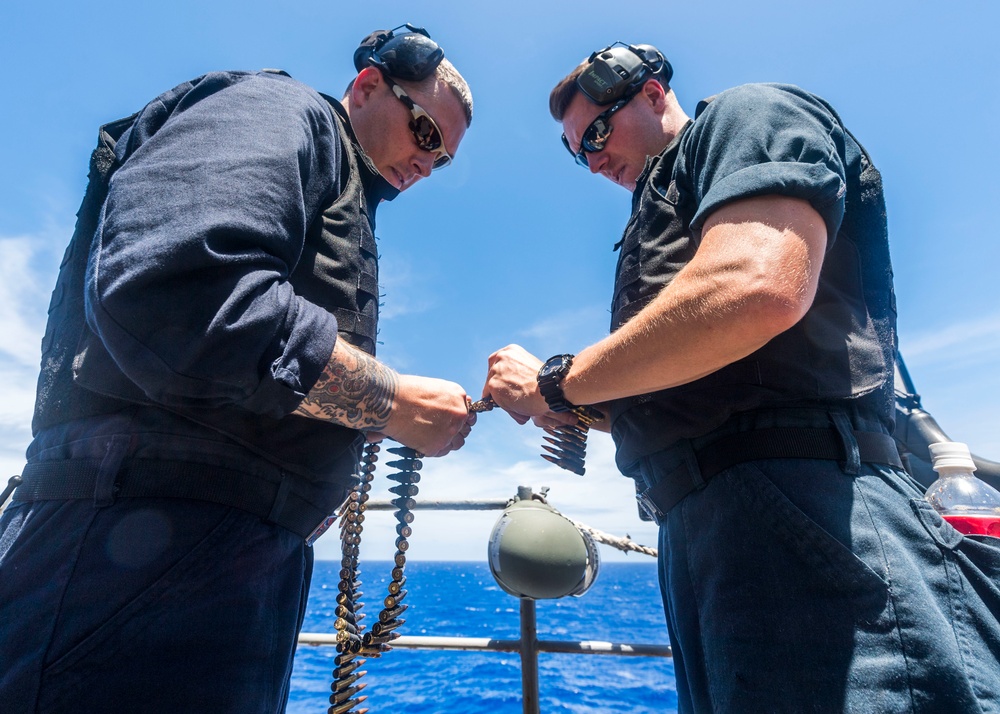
[928,441,977,472]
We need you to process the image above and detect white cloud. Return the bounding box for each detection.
[0,236,60,368]
[0,230,66,495]
[515,305,610,355]
[902,312,1000,368]
[377,252,435,321]
[899,312,1000,458]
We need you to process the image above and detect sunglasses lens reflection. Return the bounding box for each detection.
[411,116,442,151]
[582,118,611,152]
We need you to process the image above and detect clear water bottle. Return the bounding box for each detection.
[925,441,1000,537]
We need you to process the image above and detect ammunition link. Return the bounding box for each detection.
[470,395,602,476]
[329,442,422,712]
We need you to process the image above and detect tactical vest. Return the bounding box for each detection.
[609,103,898,470]
[32,93,385,482]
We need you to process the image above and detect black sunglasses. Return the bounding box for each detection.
[561,96,632,168]
[381,75,453,170]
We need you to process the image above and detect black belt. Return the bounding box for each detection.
[13,458,352,541]
[636,427,903,523]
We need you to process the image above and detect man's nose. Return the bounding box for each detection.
[587,152,607,175]
[413,152,434,178]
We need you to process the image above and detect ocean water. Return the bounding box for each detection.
[289,560,677,713]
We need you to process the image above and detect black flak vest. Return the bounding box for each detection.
[32,97,386,482]
[609,106,897,471]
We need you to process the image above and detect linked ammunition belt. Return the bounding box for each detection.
[329,398,601,712]
[470,396,603,476]
[329,442,420,714]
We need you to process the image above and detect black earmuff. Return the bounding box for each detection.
[577,42,673,106]
[353,24,445,82]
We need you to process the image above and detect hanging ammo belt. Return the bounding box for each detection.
[328,442,421,713]
[328,397,602,712]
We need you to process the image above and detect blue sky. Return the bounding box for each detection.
[1,0,998,561]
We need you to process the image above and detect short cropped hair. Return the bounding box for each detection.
[549,60,590,122]
[345,58,474,127]
[432,59,473,127]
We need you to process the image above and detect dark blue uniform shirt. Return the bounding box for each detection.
[29,72,353,483]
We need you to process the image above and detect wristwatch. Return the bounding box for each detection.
[537,354,576,413]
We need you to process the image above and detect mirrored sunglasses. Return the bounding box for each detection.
[561,97,631,168]
[385,77,452,170]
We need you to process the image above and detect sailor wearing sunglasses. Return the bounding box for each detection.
[345,25,468,190]
[484,41,1000,713]
[0,24,474,714]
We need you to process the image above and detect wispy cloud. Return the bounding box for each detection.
[515,305,610,355]
[898,312,1000,458]
[901,312,1000,369]
[0,229,66,484]
[0,235,61,367]
[378,252,435,321]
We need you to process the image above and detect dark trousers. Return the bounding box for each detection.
[0,494,313,714]
[640,408,1000,713]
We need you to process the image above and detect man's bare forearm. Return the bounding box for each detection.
[294,340,398,431]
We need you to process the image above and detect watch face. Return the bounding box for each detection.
[540,355,570,379]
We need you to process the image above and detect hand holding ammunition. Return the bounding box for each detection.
[379,375,476,457]
[483,344,550,423]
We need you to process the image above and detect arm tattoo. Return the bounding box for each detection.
[294,345,398,431]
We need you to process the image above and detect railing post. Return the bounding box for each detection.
[519,598,540,714]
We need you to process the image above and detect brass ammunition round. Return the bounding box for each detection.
[330,682,365,706]
[333,652,360,667]
[379,604,407,623]
[334,617,357,634]
[372,618,404,636]
[334,629,354,644]
[331,671,361,692]
[384,589,407,608]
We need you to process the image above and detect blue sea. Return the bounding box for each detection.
[289,560,677,713]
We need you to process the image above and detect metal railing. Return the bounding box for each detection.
[297,496,672,714]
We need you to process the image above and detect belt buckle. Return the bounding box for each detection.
[636,489,664,524]
[305,512,338,547]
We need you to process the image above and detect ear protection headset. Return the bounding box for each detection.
[353,24,445,82]
[577,42,672,106]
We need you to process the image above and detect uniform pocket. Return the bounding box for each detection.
[913,497,1000,598]
[911,498,964,550]
[42,505,248,678]
[728,462,889,600]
